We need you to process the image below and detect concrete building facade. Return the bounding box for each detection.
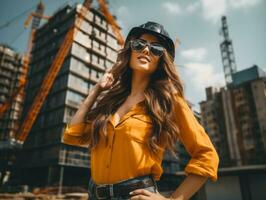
[200,87,232,167]
[0,45,23,185]
[0,45,23,144]
[15,4,119,188]
[200,65,266,167]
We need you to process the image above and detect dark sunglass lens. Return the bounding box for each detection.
[131,40,145,51]
[151,45,164,56]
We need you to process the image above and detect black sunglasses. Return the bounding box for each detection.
[130,39,165,57]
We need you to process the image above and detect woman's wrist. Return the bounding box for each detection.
[169,192,185,200]
[94,83,103,94]
[169,196,174,200]
[169,196,183,200]
[81,84,102,108]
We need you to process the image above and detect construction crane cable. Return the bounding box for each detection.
[0,4,37,30]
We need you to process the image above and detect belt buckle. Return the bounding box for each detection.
[95,184,107,200]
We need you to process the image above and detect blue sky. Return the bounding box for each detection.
[0,0,265,111]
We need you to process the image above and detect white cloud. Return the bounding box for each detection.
[200,0,262,23]
[186,2,201,13]
[183,62,225,91]
[162,1,200,15]
[228,0,262,9]
[162,2,182,15]
[201,0,227,23]
[181,48,207,62]
[160,0,261,21]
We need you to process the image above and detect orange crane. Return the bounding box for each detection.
[97,0,124,45]
[0,1,49,118]
[15,0,124,145]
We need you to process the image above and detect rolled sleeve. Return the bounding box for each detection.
[62,121,92,148]
[174,94,219,181]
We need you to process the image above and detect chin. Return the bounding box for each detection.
[130,63,156,74]
[134,67,154,75]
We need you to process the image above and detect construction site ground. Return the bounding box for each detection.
[0,193,88,200]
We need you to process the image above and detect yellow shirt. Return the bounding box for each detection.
[62,94,219,184]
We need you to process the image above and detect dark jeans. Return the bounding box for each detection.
[88,177,158,200]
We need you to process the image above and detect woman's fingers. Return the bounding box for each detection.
[130,194,150,200]
[130,189,152,197]
[105,73,113,86]
[98,72,114,90]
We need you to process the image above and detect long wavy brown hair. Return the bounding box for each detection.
[85,36,185,156]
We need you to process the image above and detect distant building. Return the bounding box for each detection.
[0,44,23,185]
[200,87,231,167]
[0,45,23,143]
[15,4,119,187]
[200,65,266,167]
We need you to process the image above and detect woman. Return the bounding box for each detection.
[63,21,219,200]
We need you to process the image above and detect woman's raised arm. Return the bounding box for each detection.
[69,72,114,125]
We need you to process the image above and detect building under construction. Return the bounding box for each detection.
[9,3,119,188]
[0,45,23,185]
[194,15,266,200]
[199,86,232,167]
[0,46,23,140]
[200,16,266,167]
[226,65,266,165]
[200,67,266,167]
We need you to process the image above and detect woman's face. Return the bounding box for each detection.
[129,34,161,74]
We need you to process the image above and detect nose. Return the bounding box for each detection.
[141,45,150,55]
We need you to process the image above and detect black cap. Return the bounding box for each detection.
[125,21,175,60]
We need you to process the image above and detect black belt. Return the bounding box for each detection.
[89,175,157,199]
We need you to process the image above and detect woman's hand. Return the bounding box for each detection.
[130,189,170,200]
[96,72,114,91]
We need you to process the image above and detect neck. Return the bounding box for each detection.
[130,70,150,98]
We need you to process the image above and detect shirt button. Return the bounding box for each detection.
[106,165,109,168]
